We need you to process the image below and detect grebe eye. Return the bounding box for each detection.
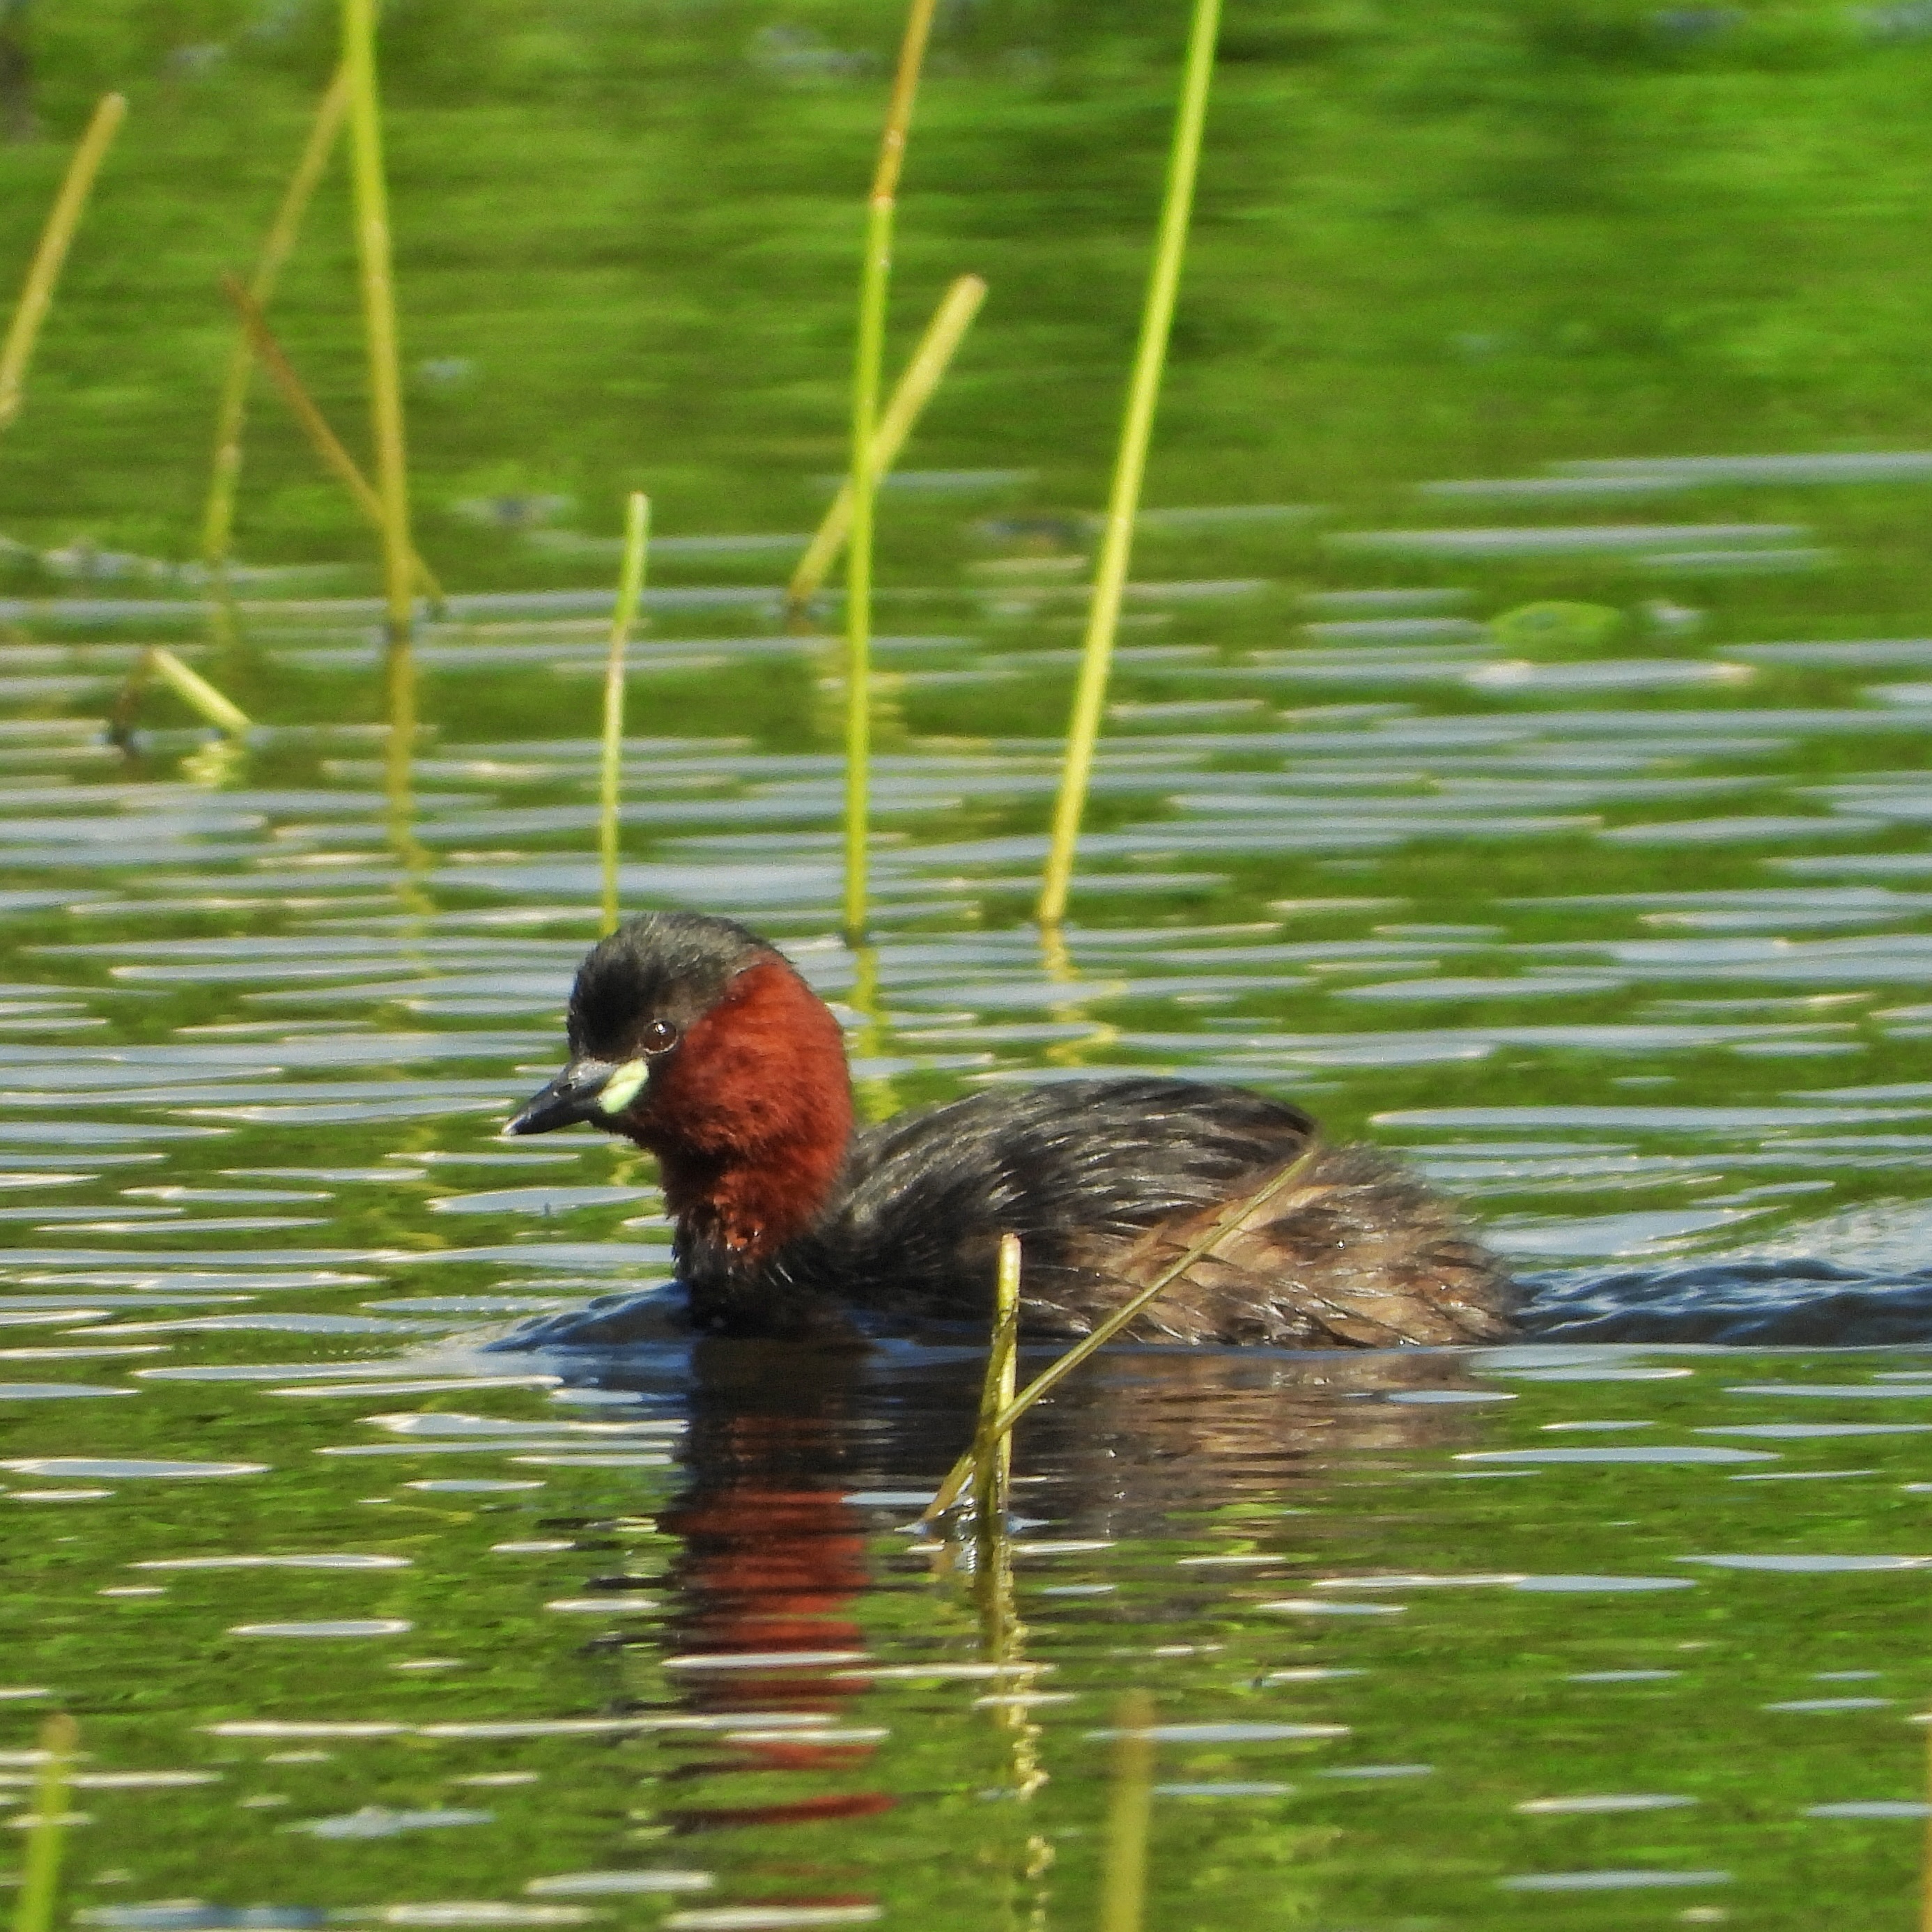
[641,1017,679,1054]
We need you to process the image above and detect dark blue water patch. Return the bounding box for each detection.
[1522,1258,1932,1344]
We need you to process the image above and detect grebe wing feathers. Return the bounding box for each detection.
[824,1078,1510,1344]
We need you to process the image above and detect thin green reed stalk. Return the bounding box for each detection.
[0,93,125,434]
[920,1144,1316,1524]
[201,64,350,573]
[1037,0,1221,929]
[1099,1690,1154,1932]
[790,273,985,616]
[600,492,650,937]
[13,1711,77,1932]
[1923,1718,1932,1932]
[968,1232,1021,1534]
[843,0,939,945]
[343,0,415,645]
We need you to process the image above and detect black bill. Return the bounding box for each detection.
[504,1058,621,1136]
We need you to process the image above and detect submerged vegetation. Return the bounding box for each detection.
[5,1,1932,580]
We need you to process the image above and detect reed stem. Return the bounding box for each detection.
[843,0,939,946]
[13,1712,78,1932]
[200,64,351,573]
[968,1232,1022,1534]
[790,273,985,615]
[146,647,251,736]
[1037,0,1221,928]
[113,646,252,741]
[842,197,887,943]
[600,491,650,937]
[1923,1711,1932,1932]
[0,92,125,434]
[921,1143,1316,1524]
[342,0,415,645]
[219,275,442,607]
[1098,1691,1154,1932]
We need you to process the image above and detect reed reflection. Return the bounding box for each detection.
[384,637,435,922]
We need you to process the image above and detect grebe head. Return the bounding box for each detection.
[506,912,854,1260]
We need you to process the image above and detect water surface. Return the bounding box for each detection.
[9,7,1932,1924]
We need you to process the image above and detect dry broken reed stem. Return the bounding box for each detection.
[0,92,125,434]
[147,647,251,735]
[921,1143,1317,1524]
[343,0,415,644]
[789,273,986,615]
[843,0,939,944]
[1037,0,1222,928]
[201,63,352,572]
[1099,1690,1155,1932]
[219,275,443,608]
[600,492,650,937]
[111,647,252,742]
[13,1712,78,1932]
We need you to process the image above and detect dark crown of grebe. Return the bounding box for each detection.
[507,911,1517,1346]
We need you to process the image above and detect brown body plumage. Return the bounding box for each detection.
[507,913,1517,1346]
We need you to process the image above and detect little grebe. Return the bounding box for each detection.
[506,913,1516,1345]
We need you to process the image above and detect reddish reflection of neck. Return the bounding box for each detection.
[660,1417,894,1831]
[665,1478,869,1689]
[631,959,853,1259]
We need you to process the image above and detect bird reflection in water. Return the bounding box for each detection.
[647,1338,895,1834]
[582,1331,1499,1848]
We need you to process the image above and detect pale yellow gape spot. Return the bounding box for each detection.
[598,1058,649,1115]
